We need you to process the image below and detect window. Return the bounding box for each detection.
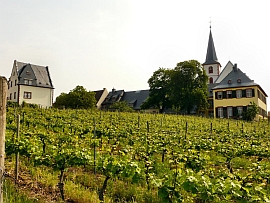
[237,78,241,83]
[209,66,213,74]
[26,71,30,75]
[14,92,16,100]
[237,106,243,116]
[209,77,213,84]
[23,92,32,99]
[10,81,12,87]
[10,93,12,100]
[227,107,233,118]
[15,80,17,86]
[228,80,232,84]
[217,91,222,99]
[246,89,252,98]
[218,107,223,118]
[24,79,32,85]
[227,90,232,98]
[236,90,242,98]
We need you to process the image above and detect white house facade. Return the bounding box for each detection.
[7,60,54,108]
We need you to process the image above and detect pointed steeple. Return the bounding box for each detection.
[202,28,220,65]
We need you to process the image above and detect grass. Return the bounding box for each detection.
[3,179,39,203]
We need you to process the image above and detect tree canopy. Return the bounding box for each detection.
[141,68,172,112]
[54,85,96,109]
[142,60,209,114]
[170,60,209,114]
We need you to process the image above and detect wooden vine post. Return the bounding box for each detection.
[0,77,7,203]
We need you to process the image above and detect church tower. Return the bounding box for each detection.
[202,27,221,84]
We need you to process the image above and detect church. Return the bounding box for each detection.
[203,28,267,120]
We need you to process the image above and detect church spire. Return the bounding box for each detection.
[202,28,220,65]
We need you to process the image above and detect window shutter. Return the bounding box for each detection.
[223,91,227,99]
[232,90,236,98]
[252,89,255,97]
[215,92,217,99]
[242,90,246,97]
[223,107,227,118]
[233,107,237,117]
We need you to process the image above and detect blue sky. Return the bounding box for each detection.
[1,0,269,105]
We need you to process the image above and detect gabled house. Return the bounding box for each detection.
[7,60,54,108]
[94,88,108,109]
[121,89,149,111]
[213,64,267,120]
[101,88,124,110]
[101,88,150,111]
[202,28,268,120]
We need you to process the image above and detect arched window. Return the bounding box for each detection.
[209,66,213,74]
[209,77,213,84]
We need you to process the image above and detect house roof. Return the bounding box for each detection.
[102,89,125,104]
[202,29,220,66]
[207,83,219,97]
[16,61,53,88]
[121,90,149,110]
[94,89,105,102]
[215,61,233,83]
[212,64,268,97]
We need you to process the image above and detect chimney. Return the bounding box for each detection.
[233,63,238,72]
[112,88,116,93]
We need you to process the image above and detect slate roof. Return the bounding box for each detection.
[213,65,257,90]
[16,61,53,88]
[121,90,149,110]
[207,83,219,97]
[212,65,268,97]
[102,89,125,105]
[94,89,105,102]
[202,29,220,65]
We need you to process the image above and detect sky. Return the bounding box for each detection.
[0,0,269,104]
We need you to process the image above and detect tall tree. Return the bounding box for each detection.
[54,85,96,109]
[141,68,172,112]
[170,60,208,114]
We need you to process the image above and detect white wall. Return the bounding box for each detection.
[19,85,53,108]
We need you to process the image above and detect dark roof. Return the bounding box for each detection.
[102,90,124,105]
[202,29,220,66]
[121,90,149,110]
[94,89,104,102]
[16,61,53,88]
[207,83,219,97]
[213,66,258,89]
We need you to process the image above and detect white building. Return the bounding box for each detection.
[7,60,54,108]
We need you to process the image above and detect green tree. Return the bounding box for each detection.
[54,86,96,109]
[141,68,172,112]
[242,101,259,121]
[169,60,208,114]
[109,101,134,112]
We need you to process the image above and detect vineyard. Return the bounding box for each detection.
[4,106,270,203]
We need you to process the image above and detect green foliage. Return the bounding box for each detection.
[170,60,209,114]
[141,68,172,112]
[144,60,208,114]
[109,101,134,112]
[4,107,270,202]
[242,101,259,121]
[54,85,96,109]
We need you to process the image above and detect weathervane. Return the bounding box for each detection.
[209,17,212,29]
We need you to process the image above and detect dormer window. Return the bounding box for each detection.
[26,71,30,75]
[208,66,213,74]
[237,79,241,83]
[24,79,32,85]
[228,80,232,84]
